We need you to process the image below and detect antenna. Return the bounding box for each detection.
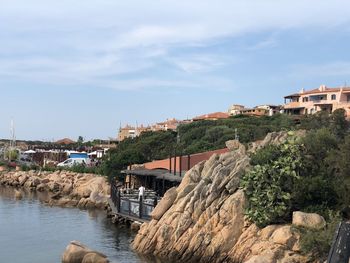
[10,119,16,148]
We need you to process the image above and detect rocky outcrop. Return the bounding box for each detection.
[133,131,312,263]
[62,241,109,263]
[292,211,326,230]
[0,170,109,209]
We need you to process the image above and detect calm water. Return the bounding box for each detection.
[0,186,156,263]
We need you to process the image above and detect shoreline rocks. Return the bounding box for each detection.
[0,170,110,209]
[62,241,109,263]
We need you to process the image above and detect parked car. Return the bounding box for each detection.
[57,158,91,168]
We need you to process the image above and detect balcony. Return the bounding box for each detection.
[284,102,301,109]
[310,99,331,105]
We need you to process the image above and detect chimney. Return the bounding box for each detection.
[319,85,326,91]
[300,88,305,93]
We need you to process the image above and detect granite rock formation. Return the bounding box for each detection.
[133,131,312,263]
[0,170,109,209]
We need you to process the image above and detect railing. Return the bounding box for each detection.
[327,221,350,263]
[111,181,158,221]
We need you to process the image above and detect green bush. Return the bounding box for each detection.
[241,138,303,227]
[292,129,340,212]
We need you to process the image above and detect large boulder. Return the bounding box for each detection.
[62,241,91,263]
[61,241,109,263]
[292,211,326,230]
[82,253,109,263]
[151,187,177,220]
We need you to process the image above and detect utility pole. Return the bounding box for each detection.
[235,128,239,141]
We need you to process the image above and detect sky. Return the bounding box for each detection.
[1,0,350,141]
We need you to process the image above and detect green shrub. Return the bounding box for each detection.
[241,138,303,227]
[250,144,281,166]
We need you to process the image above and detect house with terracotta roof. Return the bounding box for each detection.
[117,124,152,142]
[192,112,230,121]
[284,85,350,116]
[151,118,189,132]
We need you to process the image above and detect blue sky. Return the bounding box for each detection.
[1,0,350,141]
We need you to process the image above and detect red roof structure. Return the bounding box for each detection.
[193,112,230,121]
[56,138,75,145]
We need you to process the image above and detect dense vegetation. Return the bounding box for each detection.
[102,114,295,178]
[241,109,350,259]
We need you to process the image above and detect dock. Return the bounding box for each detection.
[108,181,159,224]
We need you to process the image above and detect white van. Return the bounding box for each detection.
[57,158,91,167]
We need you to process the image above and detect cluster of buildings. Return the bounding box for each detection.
[117,118,192,141]
[117,85,350,142]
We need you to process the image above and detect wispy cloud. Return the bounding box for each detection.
[1,0,350,91]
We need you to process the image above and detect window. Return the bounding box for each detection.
[331,94,336,100]
[302,97,309,102]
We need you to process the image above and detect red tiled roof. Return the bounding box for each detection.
[56,138,75,145]
[285,86,350,98]
[193,112,230,121]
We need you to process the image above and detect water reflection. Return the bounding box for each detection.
[0,186,163,263]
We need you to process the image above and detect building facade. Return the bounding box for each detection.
[284,85,350,116]
[228,104,245,116]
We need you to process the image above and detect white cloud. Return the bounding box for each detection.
[169,54,228,74]
[1,0,350,90]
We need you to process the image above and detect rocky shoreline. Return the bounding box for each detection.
[0,170,110,209]
[132,131,320,263]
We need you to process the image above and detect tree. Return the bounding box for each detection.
[330,108,349,139]
[77,136,84,145]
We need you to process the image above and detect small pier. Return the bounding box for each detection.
[108,181,159,224]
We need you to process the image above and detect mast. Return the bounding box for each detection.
[10,119,16,148]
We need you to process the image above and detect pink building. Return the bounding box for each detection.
[284,85,350,117]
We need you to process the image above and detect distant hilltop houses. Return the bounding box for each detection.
[117,118,191,142]
[117,85,350,142]
[284,84,350,116]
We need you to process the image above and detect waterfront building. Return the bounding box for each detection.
[284,85,350,116]
[122,148,229,196]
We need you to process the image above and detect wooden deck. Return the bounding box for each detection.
[108,198,149,223]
